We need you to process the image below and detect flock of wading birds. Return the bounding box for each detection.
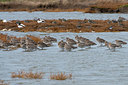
[0,34,127,52]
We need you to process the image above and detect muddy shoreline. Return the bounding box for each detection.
[0,19,128,33]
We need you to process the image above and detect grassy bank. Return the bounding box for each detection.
[0,0,128,13]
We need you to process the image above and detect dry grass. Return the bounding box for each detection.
[0,80,9,85]
[50,72,72,80]
[26,35,42,43]
[0,0,128,12]
[11,70,44,79]
[0,33,8,42]
[0,33,20,43]
[1,20,128,33]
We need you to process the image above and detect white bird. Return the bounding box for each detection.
[108,26,113,30]
[37,18,45,23]
[2,19,7,23]
[1,28,7,31]
[16,22,25,28]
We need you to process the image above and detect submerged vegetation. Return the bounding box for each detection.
[11,70,44,79]
[50,72,72,80]
[11,70,72,80]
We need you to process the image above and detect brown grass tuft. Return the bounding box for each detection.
[26,35,42,43]
[11,70,44,79]
[50,72,72,80]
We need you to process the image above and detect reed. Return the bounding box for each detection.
[11,70,44,79]
[50,72,72,80]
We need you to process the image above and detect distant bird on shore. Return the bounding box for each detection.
[88,19,96,24]
[107,20,111,24]
[108,26,113,30]
[2,19,8,23]
[118,17,126,22]
[37,18,45,23]
[16,22,25,28]
[112,20,118,23]
[59,18,67,22]
[0,19,12,23]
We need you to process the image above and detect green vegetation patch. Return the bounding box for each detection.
[120,4,128,8]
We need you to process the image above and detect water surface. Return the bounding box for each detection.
[0,11,128,20]
[0,31,128,85]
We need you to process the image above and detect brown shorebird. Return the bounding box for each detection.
[37,41,48,50]
[42,36,57,45]
[44,36,57,42]
[85,40,96,48]
[75,35,89,43]
[77,39,96,49]
[0,39,4,48]
[24,37,37,52]
[108,42,119,51]
[115,40,127,47]
[58,40,66,51]
[64,43,77,52]
[105,41,110,49]
[20,38,26,49]
[42,37,52,45]
[2,41,12,51]
[66,37,76,45]
[75,35,80,42]
[96,37,106,46]
[25,43,37,52]
[77,42,86,49]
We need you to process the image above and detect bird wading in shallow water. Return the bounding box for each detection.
[115,40,127,48]
[96,37,106,46]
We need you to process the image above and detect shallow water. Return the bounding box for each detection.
[0,11,128,20]
[0,31,128,85]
